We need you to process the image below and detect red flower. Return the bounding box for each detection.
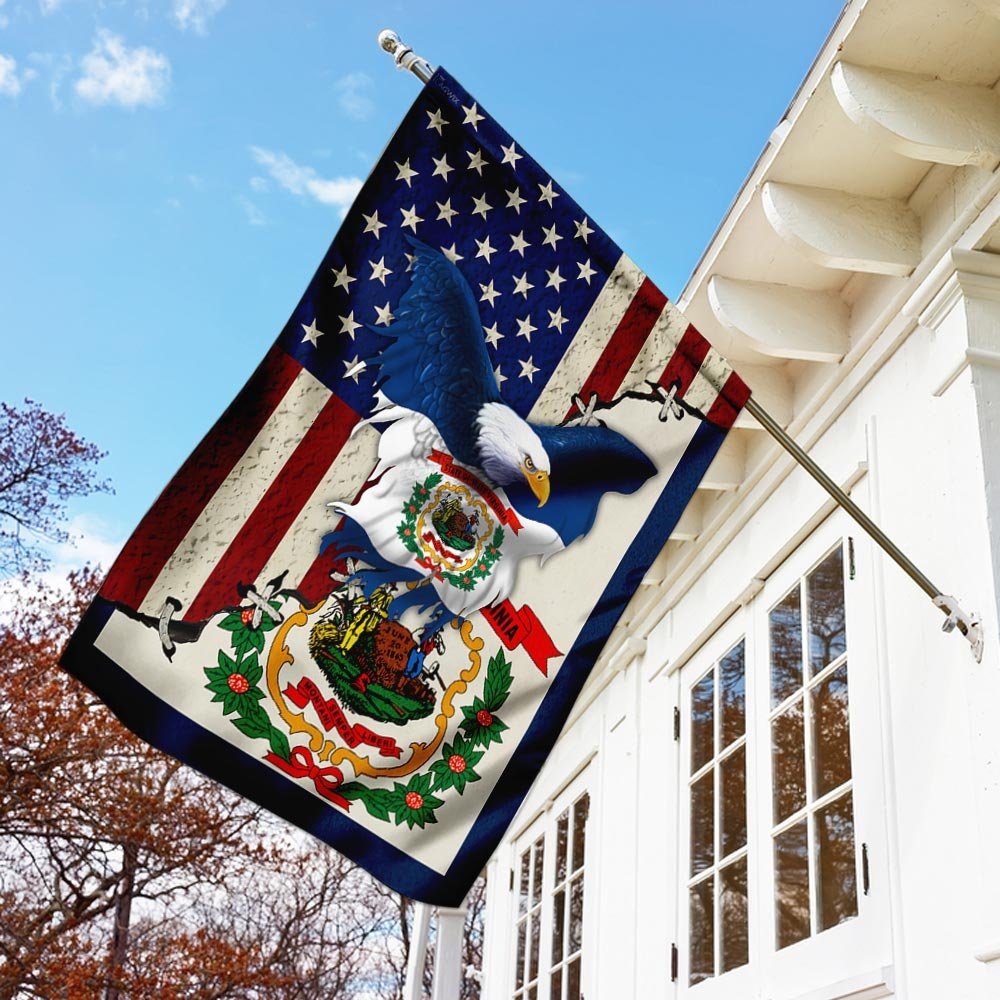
[404,528,412,536]
[448,754,467,774]
[240,607,254,626]
[478,562,487,572]
[227,673,250,694]
[476,708,493,727]
[405,791,424,810]
[408,504,417,513]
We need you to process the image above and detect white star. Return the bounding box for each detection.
[400,204,424,233]
[362,211,386,239]
[395,158,418,187]
[471,193,493,219]
[510,231,531,257]
[426,108,447,135]
[577,258,597,284]
[462,102,484,130]
[541,223,563,250]
[343,355,367,382]
[374,302,394,326]
[494,364,507,387]
[501,142,522,169]
[331,265,355,291]
[467,148,488,175]
[479,280,501,307]
[574,216,594,243]
[538,179,559,207]
[512,272,535,299]
[369,257,392,285]
[431,153,454,181]
[404,252,416,272]
[339,310,362,339]
[484,322,503,347]
[546,266,566,291]
[548,306,568,333]
[475,235,497,264]
[518,356,539,382]
[516,314,537,341]
[506,187,526,214]
[441,243,464,264]
[301,318,324,346]
[436,198,459,226]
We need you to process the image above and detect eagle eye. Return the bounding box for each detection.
[524,456,536,472]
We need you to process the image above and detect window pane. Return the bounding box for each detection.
[808,547,846,674]
[518,853,530,916]
[571,794,589,873]
[816,793,859,932]
[528,988,537,1000]
[720,858,749,974]
[691,771,715,876]
[550,969,562,1000]
[721,640,746,748]
[689,876,714,985]
[812,662,852,798]
[531,838,544,907]
[569,874,584,954]
[529,911,540,982]
[515,921,526,988]
[720,746,747,858]
[567,958,581,1000]
[551,888,565,964]
[770,585,803,707]
[775,820,810,950]
[691,671,715,772]
[555,810,569,884]
[772,700,806,824]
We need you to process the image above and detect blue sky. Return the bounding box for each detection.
[0,0,844,567]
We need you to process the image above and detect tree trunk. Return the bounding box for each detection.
[105,841,138,1000]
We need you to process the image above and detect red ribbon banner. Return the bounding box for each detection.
[481,600,562,676]
[428,450,522,534]
[284,678,402,759]
[264,746,350,810]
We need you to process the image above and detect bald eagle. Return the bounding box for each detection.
[326,239,656,616]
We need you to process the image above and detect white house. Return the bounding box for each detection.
[477,1,1000,997]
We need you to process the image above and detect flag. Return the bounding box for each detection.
[62,67,749,906]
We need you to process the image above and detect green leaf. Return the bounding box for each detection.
[483,650,513,711]
[492,526,505,549]
[267,727,290,761]
[217,649,237,671]
[232,714,272,740]
[242,653,263,686]
[218,613,245,631]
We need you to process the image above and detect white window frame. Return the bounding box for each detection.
[508,768,593,1000]
[676,606,756,999]
[675,513,891,998]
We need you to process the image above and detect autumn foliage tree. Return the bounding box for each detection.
[0,399,484,998]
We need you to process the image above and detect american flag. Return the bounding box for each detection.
[97,68,747,623]
[64,68,749,904]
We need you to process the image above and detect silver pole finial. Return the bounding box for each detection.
[376,28,434,85]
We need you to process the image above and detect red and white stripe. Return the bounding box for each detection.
[101,255,749,622]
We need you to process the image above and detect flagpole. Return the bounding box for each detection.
[374,28,984,662]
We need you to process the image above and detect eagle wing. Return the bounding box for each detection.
[504,422,657,546]
[374,238,500,467]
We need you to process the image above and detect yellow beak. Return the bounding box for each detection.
[522,464,550,507]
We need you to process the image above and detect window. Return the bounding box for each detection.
[687,639,749,985]
[549,794,588,1000]
[676,523,890,996]
[768,545,857,949]
[511,777,590,1000]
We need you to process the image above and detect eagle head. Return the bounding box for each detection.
[475,402,551,506]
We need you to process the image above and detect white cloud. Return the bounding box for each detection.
[334,71,374,121]
[237,194,267,226]
[75,30,170,109]
[248,175,269,193]
[250,146,362,217]
[0,53,22,96]
[0,514,123,622]
[172,0,227,34]
[38,0,62,14]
